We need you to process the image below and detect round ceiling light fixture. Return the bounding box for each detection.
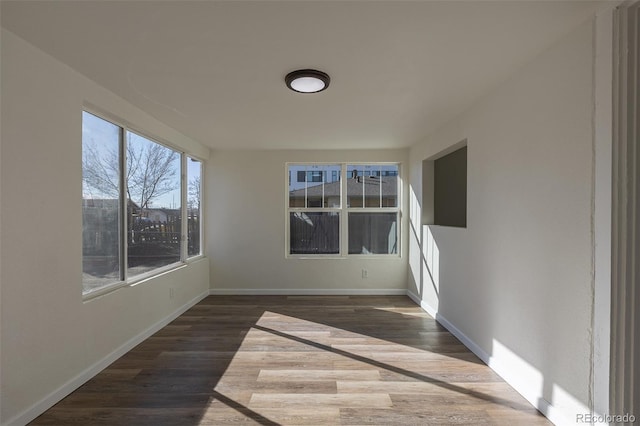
[285,69,330,93]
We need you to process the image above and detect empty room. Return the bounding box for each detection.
[1,1,638,425]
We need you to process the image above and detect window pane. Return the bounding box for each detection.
[126,132,181,277]
[381,165,399,207]
[82,112,122,293]
[187,157,202,257]
[289,164,341,208]
[347,165,364,207]
[290,212,340,254]
[348,212,398,254]
[347,165,380,207]
[347,164,398,208]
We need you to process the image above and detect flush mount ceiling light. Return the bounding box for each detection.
[285,69,330,93]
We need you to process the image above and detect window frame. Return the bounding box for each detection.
[286,162,401,259]
[186,155,204,260]
[287,163,342,257]
[124,129,183,280]
[345,163,400,256]
[81,111,126,297]
[82,108,204,300]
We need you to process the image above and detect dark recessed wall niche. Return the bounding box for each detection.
[422,141,467,228]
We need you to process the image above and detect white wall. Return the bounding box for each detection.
[0,30,210,425]
[0,9,612,426]
[408,19,602,424]
[207,149,409,294]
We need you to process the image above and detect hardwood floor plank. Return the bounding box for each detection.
[228,408,341,425]
[249,393,394,409]
[213,379,338,394]
[339,407,494,425]
[258,369,381,381]
[337,380,541,412]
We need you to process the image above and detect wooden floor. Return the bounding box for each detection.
[31,296,550,425]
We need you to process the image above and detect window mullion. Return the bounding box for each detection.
[199,163,205,256]
[180,154,187,262]
[304,166,308,208]
[322,171,325,207]
[379,165,382,208]
[361,167,365,208]
[341,163,348,256]
[120,127,128,282]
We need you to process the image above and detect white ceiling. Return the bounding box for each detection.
[1,1,603,150]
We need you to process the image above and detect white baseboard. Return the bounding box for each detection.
[209,288,407,296]
[433,312,491,365]
[3,290,209,426]
[409,292,593,426]
[406,290,438,318]
[436,312,594,425]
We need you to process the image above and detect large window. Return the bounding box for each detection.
[287,163,400,256]
[82,111,203,296]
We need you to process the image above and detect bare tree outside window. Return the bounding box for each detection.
[188,175,201,212]
[125,133,181,276]
[82,135,180,213]
[82,141,119,200]
[82,126,182,281]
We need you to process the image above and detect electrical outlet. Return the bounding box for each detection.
[362,269,368,279]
